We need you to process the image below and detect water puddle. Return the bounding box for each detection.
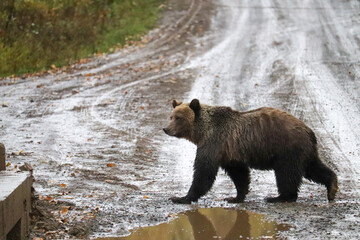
[96,207,292,240]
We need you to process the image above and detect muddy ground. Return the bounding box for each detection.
[1,0,360,239]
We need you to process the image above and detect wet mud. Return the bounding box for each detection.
[1,0,359,239]
[95,208,292,240]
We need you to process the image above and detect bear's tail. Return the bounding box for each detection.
[304,156,339,201]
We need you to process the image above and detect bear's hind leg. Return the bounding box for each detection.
[267,167,303,203]
[305,156,338,201]
[223,162,250,203]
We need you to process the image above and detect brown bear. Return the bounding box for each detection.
[163,99,339,204]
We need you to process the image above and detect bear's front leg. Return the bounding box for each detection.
[170,151,219,204]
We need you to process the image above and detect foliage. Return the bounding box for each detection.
[0,0,164,77]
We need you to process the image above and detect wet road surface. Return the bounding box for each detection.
[1,0,359,239]
[96,208,292,240]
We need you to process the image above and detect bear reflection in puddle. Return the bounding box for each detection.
[96,208,291,240]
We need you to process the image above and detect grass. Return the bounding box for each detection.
[0,0,165,77]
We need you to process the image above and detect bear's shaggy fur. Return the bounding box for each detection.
[163,99,338,204]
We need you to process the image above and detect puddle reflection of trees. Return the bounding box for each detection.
[97,208,291,240]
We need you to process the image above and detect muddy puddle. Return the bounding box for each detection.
[95,207,292,240]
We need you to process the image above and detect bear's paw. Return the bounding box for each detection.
[170,196,192,204]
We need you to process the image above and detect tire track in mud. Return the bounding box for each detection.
[293,0,360,200]
[84,0,204,191]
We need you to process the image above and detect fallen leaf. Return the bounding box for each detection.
[143,196,149,199]
[61,208,68,214]
[139,106,144,110]
[107,163,115,167]
[61,218,69,223]
[51,64,56,70]
[60,183,67,188]
[45,196,54,201]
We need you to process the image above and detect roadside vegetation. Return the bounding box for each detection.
[0,0,165,77]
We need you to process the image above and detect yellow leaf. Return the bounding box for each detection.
[107,163,115,167]
[60,183,67,188]
[143,196,149,199]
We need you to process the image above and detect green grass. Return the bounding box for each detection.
[0,0,165,77]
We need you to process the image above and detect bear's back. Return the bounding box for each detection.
[201,106,316,166]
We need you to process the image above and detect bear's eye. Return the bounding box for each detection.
[175,116,181,121]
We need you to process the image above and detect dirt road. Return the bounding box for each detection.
[1,0,359,239]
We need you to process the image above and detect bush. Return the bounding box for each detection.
[0,0,164,77]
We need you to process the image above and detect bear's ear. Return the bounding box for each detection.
[189,99,201,114]
[172,100,182,108]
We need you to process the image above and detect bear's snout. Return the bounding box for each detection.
[163,128,170,135]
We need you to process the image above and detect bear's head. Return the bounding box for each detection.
[163,99,201,142]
